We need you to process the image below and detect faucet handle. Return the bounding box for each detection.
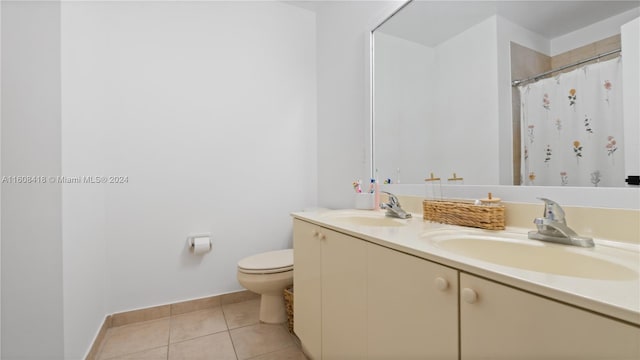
[381,191,399,205]
[379,191,412,219]
[537,197,566,224]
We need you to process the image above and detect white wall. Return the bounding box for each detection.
[430,16,500,185]
[316,1,404,209]
[551,7,640,56]
[1,1,64,358]
[1,1,3,356]
[60,3,109,358]
[61,2,317,333]
[621,17,640,179]
[374,32,434,184]
[1,1,317,357]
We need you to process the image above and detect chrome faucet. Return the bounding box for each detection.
[528,198,594,247]
[380,191,412,219]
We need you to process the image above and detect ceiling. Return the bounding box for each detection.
[378,1,640,47]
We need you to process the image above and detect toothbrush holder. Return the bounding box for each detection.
[354,193,376,210]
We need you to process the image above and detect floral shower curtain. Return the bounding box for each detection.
[519,57,624,187]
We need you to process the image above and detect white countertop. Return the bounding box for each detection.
[292,209,640,326]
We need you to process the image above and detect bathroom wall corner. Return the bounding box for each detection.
[1,1,64,358]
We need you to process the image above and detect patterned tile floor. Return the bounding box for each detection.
[95,299,307,360]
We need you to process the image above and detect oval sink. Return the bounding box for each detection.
[320,211,408,227]
[428,233,637,280]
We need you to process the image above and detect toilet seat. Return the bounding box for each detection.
[238,249,293,274]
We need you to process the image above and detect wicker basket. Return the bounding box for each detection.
[423,199,505,230]
[283,287,294,333]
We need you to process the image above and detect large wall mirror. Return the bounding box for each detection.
[373,0,639,188]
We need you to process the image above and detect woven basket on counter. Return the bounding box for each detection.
[423,199,505,230]
[284,287,294,334]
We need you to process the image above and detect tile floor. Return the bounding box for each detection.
[95,299,307,360]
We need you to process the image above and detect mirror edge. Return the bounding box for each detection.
[370,0,414,181]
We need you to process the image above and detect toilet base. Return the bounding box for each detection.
[237,269,293,325]
[259,293,287,324]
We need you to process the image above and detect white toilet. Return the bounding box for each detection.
[237,249,293,324]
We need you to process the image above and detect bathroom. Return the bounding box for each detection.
[1,0,638,359]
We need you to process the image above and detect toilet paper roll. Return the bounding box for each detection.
[192,237,211,255]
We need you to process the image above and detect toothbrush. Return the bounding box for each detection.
[369,178,376,193]
[373,177,380,209]
[353,180,362,193]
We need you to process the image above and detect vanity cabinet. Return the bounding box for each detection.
[294,218,639,359]
[320,225,367,359]
[292,219,323,359]
[367,244,458,359]
[293,219,367,359]
[460,273,640,359]
[293,219,458,359]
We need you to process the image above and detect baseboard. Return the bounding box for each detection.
[85,315,111,360]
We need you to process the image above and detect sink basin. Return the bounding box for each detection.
[426,231,637,280]
[320,211,408,227]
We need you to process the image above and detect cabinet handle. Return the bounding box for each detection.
[461,288,478,304]
[434,277,449,291]
[312,229,319,237]
[318,232,326,240]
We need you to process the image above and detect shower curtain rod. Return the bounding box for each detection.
[511,48,621,87]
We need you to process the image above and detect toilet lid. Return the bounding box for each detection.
[238,249,293,274]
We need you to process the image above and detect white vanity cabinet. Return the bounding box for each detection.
[320,225,368,359]
[460,273,640,359]
[293,219,323,359]
[367,243,458,359]
[293,219,458,359]
[293,219,368,359]
[294,217,640,359]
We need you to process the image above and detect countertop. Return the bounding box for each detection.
[291,209,640,327]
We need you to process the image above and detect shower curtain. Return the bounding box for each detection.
[519,57,624,187]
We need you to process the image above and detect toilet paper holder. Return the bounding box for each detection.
[187,233,212,249]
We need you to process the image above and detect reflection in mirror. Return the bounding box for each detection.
[373,1,639,187]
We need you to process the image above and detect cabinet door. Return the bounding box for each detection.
[321,227,367,360]
[460,273,640,359]
[367,243,459,359]
[293,219,322,359]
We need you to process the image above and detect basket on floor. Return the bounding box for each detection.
[283,286,294,333]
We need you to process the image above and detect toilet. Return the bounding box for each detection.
[237,249,293,324]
